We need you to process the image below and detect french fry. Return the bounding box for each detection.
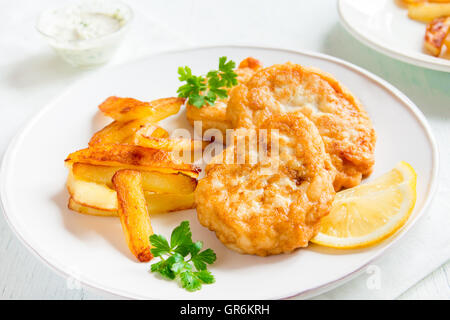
[68,197,117,217]
[424,17,450,56]
[98,96,185,122]
[133,135,209,164]
[145,192,195,213]
[402,0,425,4]
[72,162,197,194]
[445,33,450,47]
[67,170,118,211]
[89,119,159,146]
[133,135,209,152]
[146,126,169,138]
[68,193,195,217]
[67,170,195,213]
[65,144,200,178]
[408,2,450,22]
[112,170,153,262]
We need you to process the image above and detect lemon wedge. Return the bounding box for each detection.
[311,161,417,249]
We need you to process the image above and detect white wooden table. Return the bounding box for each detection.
[0,0,449,299]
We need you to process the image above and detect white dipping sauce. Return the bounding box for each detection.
[38,1,132,67]
[42,11,124,41]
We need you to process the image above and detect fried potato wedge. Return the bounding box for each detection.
[112,170,153,262]
[72,162,196,194]
[145,192,195,213]
[89,119,165,146]
[98,96,184,122]
[402,0,425,4]
[65,144,199,178]
[67,169,118,211]
[133,135,209,151]
[425,17,450,56]
[68,192,195,217]
[68,197,117,217]
[121,126,170,145]
[67,170,195,213]
[148,126,170,138]
[445,33,450,47]
[408,2,450,22]
[133,135,209,164]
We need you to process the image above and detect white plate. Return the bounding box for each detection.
[0,46,438,299]
[338,0,450,72]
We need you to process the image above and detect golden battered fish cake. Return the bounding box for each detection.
[226,63,376,191]
[195,115,335,256]
[186,57,262,135]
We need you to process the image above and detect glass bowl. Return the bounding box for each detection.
[37,0,133,67]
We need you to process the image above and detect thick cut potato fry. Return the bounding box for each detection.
[425,17,450,55]
[99,96,184,122]
[133,135,209,164]
[112,170,153,262]
[445,33,450,47]
[72,162,196,194]
[68,193,195,216]
[89,119,163,146]
[122,125,170,144]
[403,0,450,3]
[68,197,117,217]
[133,135,209,151]
[67,169,195,213]
[146,126,169,138]
[67,170,118,211]
[145,192,195,213]
[408,2,450,22]
[65,144,200,178]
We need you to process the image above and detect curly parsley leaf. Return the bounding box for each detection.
[176,56,238,109]
[149,220,217,291]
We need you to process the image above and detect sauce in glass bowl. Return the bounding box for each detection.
[37,0,133,67]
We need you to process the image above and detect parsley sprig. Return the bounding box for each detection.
[177,56,238,108]
[150,221,217,292]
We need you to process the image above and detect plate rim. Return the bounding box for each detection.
[338,0,450,73]
[0,44,440,300]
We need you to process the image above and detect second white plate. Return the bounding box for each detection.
[339,0,450,72]
[0,46,438,299]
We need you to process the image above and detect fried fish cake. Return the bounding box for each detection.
[226,63,376,191]
[186,57,262,135]
[195,115,335,256]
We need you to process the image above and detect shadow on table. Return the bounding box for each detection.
[322,23,450,121]
[5,53,86,90]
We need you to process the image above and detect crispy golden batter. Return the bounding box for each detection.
[195,115,335,256]
[186,57,262,135]
[226,63,376,190]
